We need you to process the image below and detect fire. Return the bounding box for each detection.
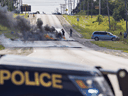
[44,34,54,40]
[63,37,65,39]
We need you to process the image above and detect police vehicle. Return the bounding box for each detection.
[0,55,127,96]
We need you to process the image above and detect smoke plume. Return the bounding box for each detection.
[0,6,63,41]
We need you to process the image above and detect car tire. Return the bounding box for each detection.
[94,37,99,41]
[111,38,116,41]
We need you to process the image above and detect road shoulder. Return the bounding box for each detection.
[56,15,128,59]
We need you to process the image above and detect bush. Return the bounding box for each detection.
[76,10,86,15]
[96,15,103,25]
[110,19,123,31]
[112,9,122,21]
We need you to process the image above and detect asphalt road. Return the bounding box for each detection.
[28,14,128,96]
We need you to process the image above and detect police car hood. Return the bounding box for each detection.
[0,55,101,74]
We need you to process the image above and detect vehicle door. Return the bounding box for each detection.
[100,32,107,40]
[93,32,98,38]
[106,33,113,40]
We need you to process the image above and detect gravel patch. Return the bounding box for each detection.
[56,15,128,59]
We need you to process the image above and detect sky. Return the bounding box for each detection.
[22,0,65,14]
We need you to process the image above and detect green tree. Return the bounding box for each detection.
[96,15,103,25]
[113,9,122,21]
[112,2,125,21]
[0,0,17,11]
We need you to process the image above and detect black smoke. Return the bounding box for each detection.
[0,6,62,41]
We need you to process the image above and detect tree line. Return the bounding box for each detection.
[73,0,127,21]
[0,0,17,11]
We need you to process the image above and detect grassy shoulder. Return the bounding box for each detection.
[63,15,125,39]
[91,41,128,52]
[13,13,29,18]
[63,15,128,52]
[0,45,5,50]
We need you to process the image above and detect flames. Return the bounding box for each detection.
[44,34,54,40]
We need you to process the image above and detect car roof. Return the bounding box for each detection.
[0,55,100,74]
[93,31,106,33]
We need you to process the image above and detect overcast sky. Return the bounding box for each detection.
[22,0,65,14]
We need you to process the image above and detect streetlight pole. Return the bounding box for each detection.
[60,4,62,14]
[106,0,111,30]
[65,0,67,14]
[91,0,93,18]
[83,0,85,11]
[125,0,128,33]
[80,0,81,11]
[87,0,89,15]
[99,0,101,15]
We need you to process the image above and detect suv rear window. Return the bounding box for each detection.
[100,32,107,35]
[94,32,100,34]
[94,32,107,35]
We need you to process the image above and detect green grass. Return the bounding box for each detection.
[0,13,29,39]
[63,15,128,52]
[63,15,126,39]
[13,13,29,18]
[91,41,128,52]
[0,45,5,50]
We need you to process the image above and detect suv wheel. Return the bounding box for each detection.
[111,38,116,41]
[94,37,99,41]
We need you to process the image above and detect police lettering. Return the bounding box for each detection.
[0,70,63,89]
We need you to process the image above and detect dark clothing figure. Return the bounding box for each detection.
[58,33,62,39]
[120,32,122,36]
[124,32,127,38]
[70,29,73,37]
[61,29,65,36]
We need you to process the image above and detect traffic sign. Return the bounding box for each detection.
[66,9,68,11]
[21,5,31,12]
[95,6,99,9]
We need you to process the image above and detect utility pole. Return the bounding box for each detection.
[73,0,75,9]
[91,0,93,18]
[125,0,128,33]
[68,0,72,14]
[80,0,81,11]
[87,0,89,15]
[68,0,70,14]
[71,0,72,14]
[99,0,101,15]
[19,0,22,12]
[60,4,66,14]
[106,0,111,30]
[65,0,67,14]
[60,4,62,14]
[63,4,67,14]
[83,0,85,11]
